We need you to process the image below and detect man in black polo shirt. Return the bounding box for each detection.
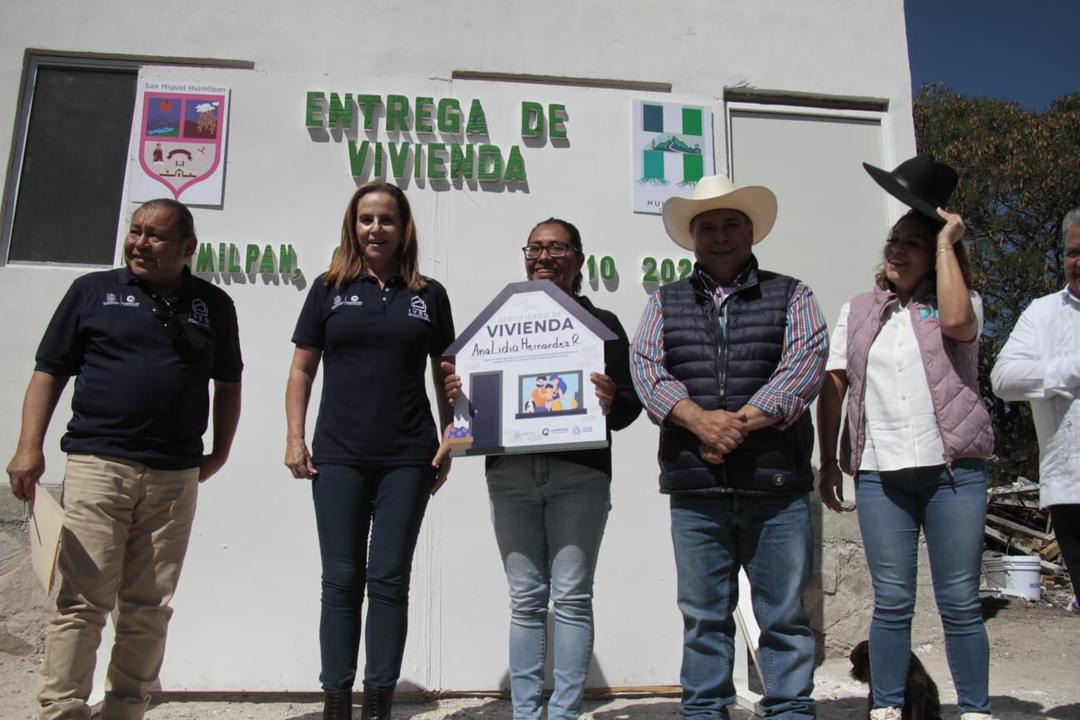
[6,198,242,720]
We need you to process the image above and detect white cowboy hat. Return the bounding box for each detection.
[661,175,778,250]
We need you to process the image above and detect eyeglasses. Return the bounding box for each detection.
[522,242,575,259]
[151,296,196,357]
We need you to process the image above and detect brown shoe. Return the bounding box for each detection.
[360,683,394,720]
[323,688,352,720]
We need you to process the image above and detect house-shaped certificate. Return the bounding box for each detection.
[443,280,616,456]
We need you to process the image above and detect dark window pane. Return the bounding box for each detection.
[10,66,137,264]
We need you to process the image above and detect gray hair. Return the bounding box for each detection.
[1064,207,1080,243]
[137,198,196,240]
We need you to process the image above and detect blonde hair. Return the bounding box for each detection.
[324,180,427,292]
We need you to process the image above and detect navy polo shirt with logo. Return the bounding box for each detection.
[34,267,243,470]
[292,272,454,466]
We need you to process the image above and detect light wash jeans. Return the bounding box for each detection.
[487,454,611,720]
[855,459,990,715]
[669,492,816,720]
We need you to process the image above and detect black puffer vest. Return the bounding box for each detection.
[658,261,814,495]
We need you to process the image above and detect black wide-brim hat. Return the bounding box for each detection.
[862,153,958,221]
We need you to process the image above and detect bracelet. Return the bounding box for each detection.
[936,245,955,256]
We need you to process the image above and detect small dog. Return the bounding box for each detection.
[849,640,942,720]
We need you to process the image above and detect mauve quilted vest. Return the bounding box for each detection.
[839,284,993,474]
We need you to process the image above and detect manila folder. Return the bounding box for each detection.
[30,489,63,594]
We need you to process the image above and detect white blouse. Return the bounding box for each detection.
[827,292,984,471]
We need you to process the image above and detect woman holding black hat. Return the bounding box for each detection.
[817,155,995,720]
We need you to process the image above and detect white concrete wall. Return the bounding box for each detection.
[0,0,917,692]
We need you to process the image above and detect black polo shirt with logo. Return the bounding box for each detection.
[35,267,243,470]
[292,272,454,466]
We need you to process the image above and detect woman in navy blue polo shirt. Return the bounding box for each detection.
[444,218,641,720]
[285,181,454,720]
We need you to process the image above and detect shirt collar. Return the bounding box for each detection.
[119,265,194,298]
[1062,285,1080,307]
[358,270,404,286]
[692,255,758,298]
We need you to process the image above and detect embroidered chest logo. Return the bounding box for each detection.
[918,307,940,323]
[332,294,364,308]
[408,296,430,322]
[189,298,211,328]
[103,292,140,308]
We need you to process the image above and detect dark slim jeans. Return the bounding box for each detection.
[312,464,433,690]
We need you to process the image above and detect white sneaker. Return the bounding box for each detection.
[869,709,902,720]
[960,714,994,720]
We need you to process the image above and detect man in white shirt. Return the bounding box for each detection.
[991,207,1080,609]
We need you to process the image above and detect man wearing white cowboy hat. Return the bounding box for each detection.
[631,174,828,719]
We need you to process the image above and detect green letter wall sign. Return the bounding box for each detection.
[373,143,384,176]
[245,244,261,273]
[450,144,474,179]
[356,94,381,130]
[548,104,568,139]
[259,245,276,274]
[279,245,297,275]
[521,101,544,138]
[307,91,566,188]
[504,145,527,182]
[415,97,435,133]
[428,143,447,179]
[438,99,462,133]
[389,142,410,178]
[466,99,489,136]
[192,244,302,280]
[386,95,410,132]
[328,92,354,130]
[477,145,503,181]
[196,244,215,272]
[305,91,326,128]
[227,244,243,273]
[348,139,369,176]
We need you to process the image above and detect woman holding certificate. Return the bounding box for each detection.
[444,218,642,720]
[285,181,454,720]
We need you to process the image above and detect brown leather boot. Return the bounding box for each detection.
[322,688,352,720]
[360,683,394,720]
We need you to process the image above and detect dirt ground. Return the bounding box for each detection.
[2,523,1077,720]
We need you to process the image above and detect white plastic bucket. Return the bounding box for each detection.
[983,554,1041,601]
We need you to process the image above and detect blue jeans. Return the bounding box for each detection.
[312,464,433,690]
[855,459,990,715]
[487,455,611,720]
[670,492,816,720]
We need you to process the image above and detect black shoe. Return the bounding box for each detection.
[360,683,394,720]
[323,688,352,720]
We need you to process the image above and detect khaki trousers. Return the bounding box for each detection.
[37,454,199,720]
